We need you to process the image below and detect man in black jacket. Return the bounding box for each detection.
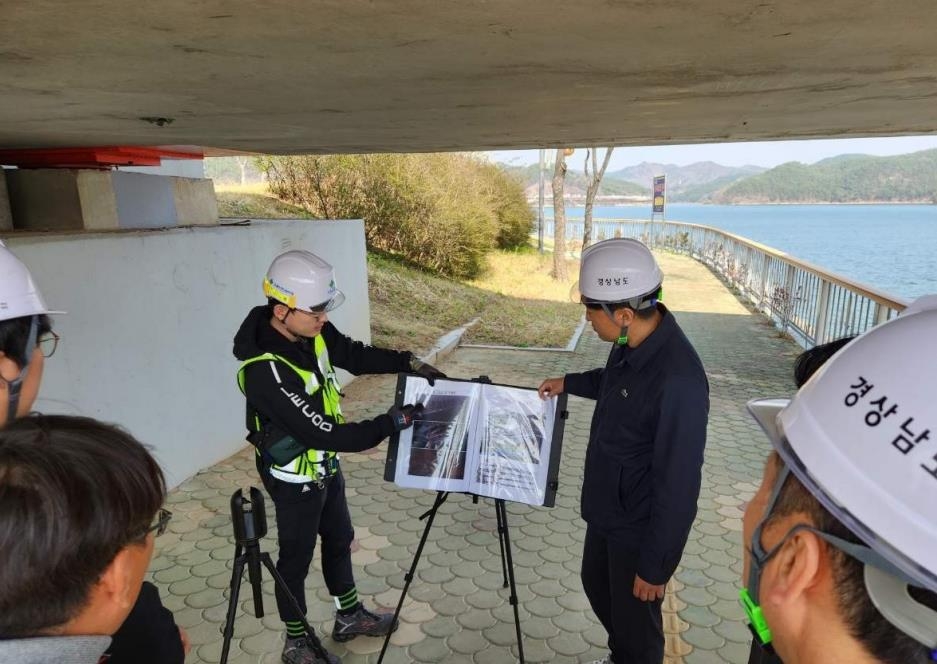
[233,249,443,664]
[539,239,709,664]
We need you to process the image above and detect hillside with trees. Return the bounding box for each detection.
[711,149,937,203]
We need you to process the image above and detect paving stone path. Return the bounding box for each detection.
[152,252,801,663]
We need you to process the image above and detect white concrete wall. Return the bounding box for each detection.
[2,219,371,488]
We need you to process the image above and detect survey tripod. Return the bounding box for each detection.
[219,487,332,664]
[376,490,526,663]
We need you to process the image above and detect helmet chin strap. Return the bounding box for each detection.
[5,315,38,423]
[599,303,629,345]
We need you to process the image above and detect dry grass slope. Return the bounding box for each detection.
[212,184,583,351]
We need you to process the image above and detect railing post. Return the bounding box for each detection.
[758,256,771,308]
[814,280,831,346]
[873,303,890,325]
[781,263,795,334]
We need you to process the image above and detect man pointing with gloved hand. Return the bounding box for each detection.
[387,403,425,430]
[233,250,442,664]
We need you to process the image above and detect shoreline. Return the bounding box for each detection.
[535,200,937,207]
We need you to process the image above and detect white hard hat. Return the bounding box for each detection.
[748,295,937,595]
[575,238,663,306]
[0,242,65,322]
[263,250,345,312]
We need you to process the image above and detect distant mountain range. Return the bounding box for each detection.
[502,149,937,204]
[606,161,765,200]
[709,149,937,203]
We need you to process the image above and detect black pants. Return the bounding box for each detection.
[581,526,664,664]
[259,461,356,623]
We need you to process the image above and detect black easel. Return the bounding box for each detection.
[378,373,570,664]
[220,488,333,664]
[376,490,525,664]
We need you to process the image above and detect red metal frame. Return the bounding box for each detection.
[0,146,203,169]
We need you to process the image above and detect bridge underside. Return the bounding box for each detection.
[2,1,936,154]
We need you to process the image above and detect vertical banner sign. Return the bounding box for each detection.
[652,176,666,214]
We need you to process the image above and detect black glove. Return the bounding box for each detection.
[410,358,446,386]
[387,403,425,432]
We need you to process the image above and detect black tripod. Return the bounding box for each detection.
[219,487,332,664]
[376,491,525,663]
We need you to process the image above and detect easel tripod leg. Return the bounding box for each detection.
[496,499,526,664]
[377,491,449,664]
[495,499,508,588]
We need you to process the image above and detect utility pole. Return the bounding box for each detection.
[538,148,545,253]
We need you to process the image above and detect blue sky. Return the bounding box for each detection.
[488,135,937,170]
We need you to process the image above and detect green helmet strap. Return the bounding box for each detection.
[739,588,773,646]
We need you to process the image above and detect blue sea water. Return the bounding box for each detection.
[546,204,937,300]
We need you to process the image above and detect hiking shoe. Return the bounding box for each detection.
[331,604,398,642]
[281,636,341,664]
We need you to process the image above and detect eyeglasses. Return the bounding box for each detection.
[38,331,60,359]
[145,508,173,537]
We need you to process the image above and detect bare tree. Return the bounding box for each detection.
[582,146,614,250]
[551,148,569,281]
[235,155,250,186]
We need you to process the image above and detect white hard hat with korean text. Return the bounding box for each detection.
[749,296,937,594]
[576,238,663,306]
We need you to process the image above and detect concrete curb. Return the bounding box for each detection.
[459,315,587,353]
[417,317,480,365]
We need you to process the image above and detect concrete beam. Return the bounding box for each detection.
[6,169,217,230]
[1,1,936,153]
[172,177,219,226]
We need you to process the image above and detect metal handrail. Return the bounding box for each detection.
[542,217,909,347]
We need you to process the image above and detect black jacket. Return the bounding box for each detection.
[564,305,709,585]
[104,582,183,664]
[233,306,411,454]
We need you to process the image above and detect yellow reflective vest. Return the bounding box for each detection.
[237,334,344,483]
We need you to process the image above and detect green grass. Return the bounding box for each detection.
[368,248,582,352]
[215,183,314,219]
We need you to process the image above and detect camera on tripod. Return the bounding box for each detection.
[231,487,267,546]
[220,487,332,664]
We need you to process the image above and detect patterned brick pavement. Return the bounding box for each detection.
[151,252,801,663]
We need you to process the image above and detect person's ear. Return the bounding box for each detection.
[75,541,150,634]
[99,545,144,611]
[0,352,17,382]
[615,307,635,327]
[273,303,290,322]
[762,526,824,611]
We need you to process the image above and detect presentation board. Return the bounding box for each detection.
[383,375,567,507]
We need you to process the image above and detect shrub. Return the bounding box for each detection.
[478,162,534,249]
[258,153,529,279]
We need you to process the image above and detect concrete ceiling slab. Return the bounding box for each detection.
[2,1,936,153]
